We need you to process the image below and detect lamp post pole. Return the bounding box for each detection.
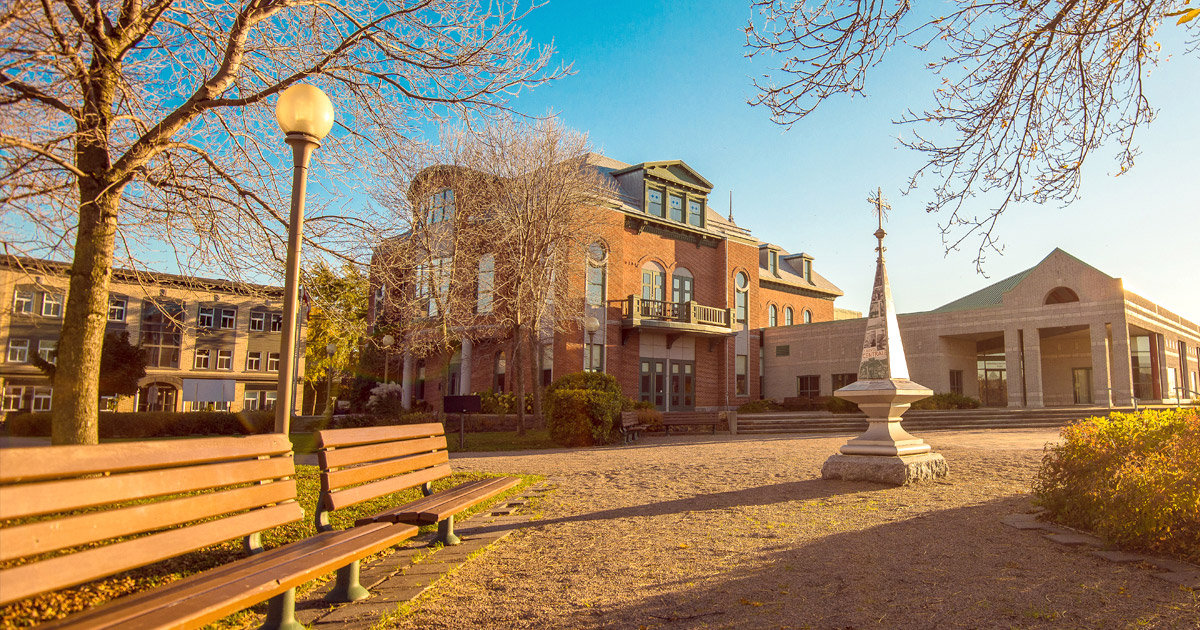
[273,84,334,435]
[583,316,600,372]
[382,334,395,383]
[325,343,337,416]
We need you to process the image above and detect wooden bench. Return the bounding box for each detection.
[316,423,519,562]
[661,411,724,435]
[618,411,649,443]
[0,434,418,630]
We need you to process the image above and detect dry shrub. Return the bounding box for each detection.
[1033,409,1200,563]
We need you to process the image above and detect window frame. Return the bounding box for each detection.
[108,296,127,322]
[477,253,495,313]
[250,311,266,332]
[641,263,665,302]
[216,349,233,370]
[267,352,280,372]
[646,187,665,217]
[3,386,24,411]
[687,199,703,227]
[803,309,813,324]
[194,349,211,369]
[7,338,29,362]
[198,306,215,329]
[735,354,748,396]
[246,351,262,371]
[270,313,283,333]
[734,272,749,323]
[41,293,62,318]
[37,339,56,364]
[219,308,236,330]
[796,375,820,398]
[785,307,794,326]
[768,304,778,327]
[12,290,33,314]
[32,387,52,412]
[668,192,685,222]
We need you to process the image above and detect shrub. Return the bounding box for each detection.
[318,411,437,430]
[826,397,861,414]
[737,399,783,414]
[544,371,622,398]
[1033,409,1200,563]
[910,392,981,410]
[5,410,275,438]
[544,388,623,447]
[367,382,406,418]
[635,407,663,428]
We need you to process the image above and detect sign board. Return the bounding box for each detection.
[443,395,481,414]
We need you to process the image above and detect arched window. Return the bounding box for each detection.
[734,272,749,323]
[1045,287,1080,304]
[672,267,694,303]
[803,309,813,324]
[641,262,665,301]
[784,306,794,326]
[494,351,506,393]
[586,242,607,307]
[768,304,778,327]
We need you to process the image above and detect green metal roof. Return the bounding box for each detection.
[926,267,1035,313]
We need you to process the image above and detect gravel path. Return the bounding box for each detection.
[385,429,1199,630]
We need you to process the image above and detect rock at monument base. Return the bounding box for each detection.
[821,452,948,486]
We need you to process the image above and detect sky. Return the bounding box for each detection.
[489,0,1200,319]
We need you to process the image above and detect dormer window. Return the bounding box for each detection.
[687,199,703,227]
[802,258,812,282]
[768,251,779,277]
[669,193,684,222]
[428,188,454,223]
[647,188,664,217]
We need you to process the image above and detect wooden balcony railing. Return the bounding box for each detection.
[622,296,734,329]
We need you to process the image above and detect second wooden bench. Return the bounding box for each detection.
[661,411,724,435]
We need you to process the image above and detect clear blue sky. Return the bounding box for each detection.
[495,0,1200,319]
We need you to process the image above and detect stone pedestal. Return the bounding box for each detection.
[822,453,949,485]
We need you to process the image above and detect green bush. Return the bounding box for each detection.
[6,410,275,438]
[544,371,622,398]
[635,407,663,428]
[544,388,623,447]
[737,399,783,413]
[910,392,981,410]
[474,389,534,415]
[1033,409,1200,563]
[825,397,861,414]
[315,411,437,430]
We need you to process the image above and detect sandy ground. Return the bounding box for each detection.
[384,429,1199,630]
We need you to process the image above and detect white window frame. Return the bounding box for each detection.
[270,313,283,333]
[785,307,794,326]
[267,352,280,372]
[194,348,211,369]
[3,386,24,411]
[219,308,236,330]
[41,293,62,317]
[478,254,495,313]
[250,311,265,332]
[37,339,56,364]
[246,351,262,371]
[243,392,260,410]
[108,296,127,322]
[216,349,233,370]
[32,387,52,411]
[198,306,215,328]
[7,338,29,362]
[12,290,33,314]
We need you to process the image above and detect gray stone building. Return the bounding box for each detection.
[763,249,1200,408]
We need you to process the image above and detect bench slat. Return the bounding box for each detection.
[316,423,444,449]
[323,450,448,493]
[0,456,295,520]
[0,480,297,562]
[375,477,519,525]
[0,501,302,607]
[324,463,452,512]
[318,435,447,470]
[36,522,418,630]
[0,434,292,483]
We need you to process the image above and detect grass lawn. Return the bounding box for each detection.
[1,466,540,630]
[289,428,558,455]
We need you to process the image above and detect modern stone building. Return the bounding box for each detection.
[0,256,305,416]
[763,249,1200,407]
[371,156,847,412]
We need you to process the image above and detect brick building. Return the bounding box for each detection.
[0,257,305,416]
[372,156,845,412]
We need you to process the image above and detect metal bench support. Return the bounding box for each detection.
[327,560,370,602]
[435,515,461,546]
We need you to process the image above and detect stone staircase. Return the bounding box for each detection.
[733,406,1170,435]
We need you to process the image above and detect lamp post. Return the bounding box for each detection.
[583,316,600,372]
[325,343,337,417]
[381,334,395,383]
[273,84,335,435]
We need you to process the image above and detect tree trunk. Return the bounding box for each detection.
[512,325,526,436]
[530,333,543,428]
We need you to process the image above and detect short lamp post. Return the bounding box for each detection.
[273,84,335,435]
[325,343,337,417]
[381,334,395,383]
[583,316,600,372]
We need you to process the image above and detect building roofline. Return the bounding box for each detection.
[1,255,285,298]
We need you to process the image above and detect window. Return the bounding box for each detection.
[494,352,506,392]
[108,297,127,322]
[802,258,812,282]
[428,188,455,223]
[12,290,33,314]
[418,257,451,317]
[198,306,215,328]
[220,308,236,329]
[246,351,262,371]
[669,193,684,222]
[672,268,693,304]
[270,313,283,332]
[1045,286,1080,304]
[641,263,665,301]
[100,396,117,411]
[796,375,820,398]
[687,199,703,227]
[41,293,62,317]
[217,349,233,370]
[586,243,606,308]
[950,370,964,395]
[194,349,211,369]
[37,339,56,364]
[647,188,664,217]
[142,301,183,368]
[803,309,813,324]
[267,352,280,372]
[244,390,276,411]
[769,304,778,327]
[32,387,52,412]
[3,386,24,411]
[832,373,858,391]
[736,354,748,396]
[250,311,266,331]
[775,345,790,357]
[478,253,495,313]
[734,272,749,323]
[768,251,779,276]
[785,307,794,326]
[7,339,28,362]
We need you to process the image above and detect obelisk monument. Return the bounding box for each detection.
[821,189,948,485]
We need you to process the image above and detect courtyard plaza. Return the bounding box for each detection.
[303,428,1198,629]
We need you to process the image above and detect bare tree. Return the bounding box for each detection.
[747,1,1198,269]
[0,0,564,443]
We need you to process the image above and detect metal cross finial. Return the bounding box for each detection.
[868,187,890,260]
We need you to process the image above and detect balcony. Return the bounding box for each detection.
[619,295,736,343]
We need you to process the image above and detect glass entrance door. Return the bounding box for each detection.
[1073,368,1093,404]
[669,361,695,411]
[639,359,666,410]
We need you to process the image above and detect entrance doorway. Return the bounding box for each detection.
[669,361,695,411]
[1072,368,1093,404]
[976,348,1007,407]
[639,359,666,409]
[137,382,177,412]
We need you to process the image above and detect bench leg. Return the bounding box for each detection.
[326,559,370,602]
[259,588,304,630]
[434,516,461,546]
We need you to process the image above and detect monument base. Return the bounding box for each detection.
[821,452,948,486]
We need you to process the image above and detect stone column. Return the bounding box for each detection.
[460,339,473,395]
[1089,322,1112,407]
[400,352,414,410]
[1023,329,1045,408]
[1110,324,1135,406]
[1004,327,1025,408]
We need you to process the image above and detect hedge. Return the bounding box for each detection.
[910,392,981,410]
[1033,409,1200,563]
[544,388,622,447]
[5,410,276,439]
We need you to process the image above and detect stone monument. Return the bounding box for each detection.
[821,189,949,485]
